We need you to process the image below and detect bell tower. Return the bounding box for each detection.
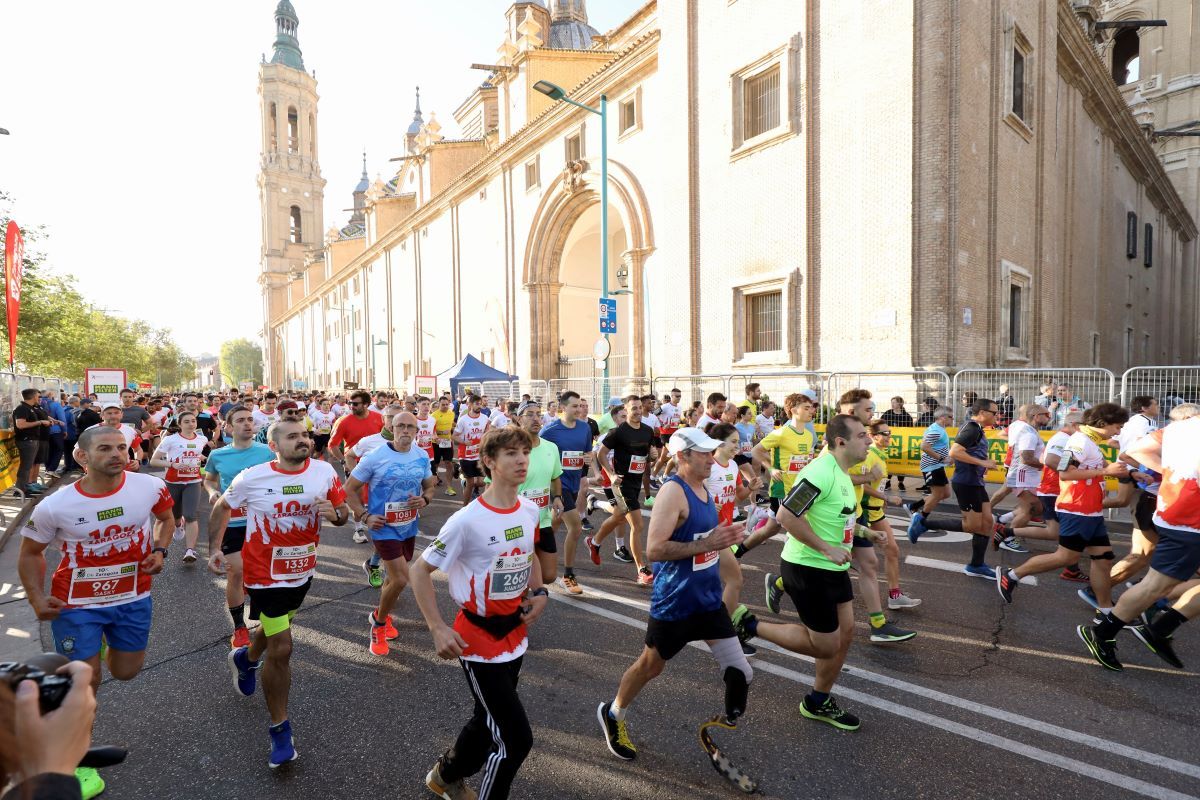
[258,0,325,387]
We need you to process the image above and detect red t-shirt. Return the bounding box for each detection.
[329,410,384,451]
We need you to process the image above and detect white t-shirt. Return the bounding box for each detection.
[251,409,279,434]
[1005,422,1044,488]
[454,413,489,461]
[309,410,335,435]
[754,414,776,439]
[352,432,389,459]
[489,412,511,430]
[658,402,681,431]
[1118,413,1158,455]
[155,432,208,484]
[415,415,437,453]
[696,413,720,432]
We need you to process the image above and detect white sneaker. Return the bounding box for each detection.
[172,526,186,542]
[352,525,369,544]
[182,549,197,563]
[888,592,922,610]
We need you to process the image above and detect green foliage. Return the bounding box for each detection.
[0,191,195,389]
[220,338,264,387]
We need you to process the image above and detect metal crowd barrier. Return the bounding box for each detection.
[952,368,1115,425]
[825,370,952,424]
[1119,365,1200,424]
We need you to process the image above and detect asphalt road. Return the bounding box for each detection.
[22,468,1200,800]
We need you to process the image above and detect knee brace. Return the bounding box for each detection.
[1093,550,1116,561]
[723,667,749,722]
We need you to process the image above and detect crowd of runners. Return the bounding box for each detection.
[11,381,1199,799]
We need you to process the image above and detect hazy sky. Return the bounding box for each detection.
[0,0,644,358]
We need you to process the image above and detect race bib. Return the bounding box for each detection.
[68,563,138,605]
[488,553,532,600]
[384,501,417,525]
[561,451,584,470]
[521,487,550,508]
[740,441,752,455]
[628,454,647,474]
[417,429,433,447]
[788,454,811,472]
[842,515,855,545]
[316,426,331,434]
[176,454,202,478]
[692,529,720,570]
[230,504,248,521]
[437,436,452,447]
[270,543,317,581]
[464,444,480,460]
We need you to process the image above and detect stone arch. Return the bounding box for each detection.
[524,158,655,379]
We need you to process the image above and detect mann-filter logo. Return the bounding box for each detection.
[93,384,118,394]
[504,525,523,541]
[97,507,124,522]
[281,485,304,495]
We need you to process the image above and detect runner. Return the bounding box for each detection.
[215,419,350,767]
[587,396,656,584]
[696,392,727,432]
[1109,396,1163,583]
[597,427,752,776]
[649,387,683,485]
[991,404,1055,553]
[540,391,593,594]
[948,399,1003,578]
[251,392,280,436]
[997,404,1129,609]
[453,394,489,506]
[739,392,817,558]
[704,423,760,649]
[576,398,602,533]
[344,411,436,657]
[17,425,175,800]
[410,425,547,800]
[513,400,564,587]
[148,410,208,563]
[93,403,143,472]
[731,414,868,731]
[861,420,921,618]
[1078,408,1200,671]
[349,403,403,586]
[205,404,276,648]
[432,395,459,496]
[416,398,438,462]
[309,398,335,460]
[330,390,385,542]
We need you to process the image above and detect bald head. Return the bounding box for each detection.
[391,411,419,450]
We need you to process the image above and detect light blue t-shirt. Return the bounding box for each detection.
[350,444,433,541]
[919,422,950,474]
[204,443,276,527]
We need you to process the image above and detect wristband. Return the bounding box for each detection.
[152,546,169,557]
[529,587,549,598]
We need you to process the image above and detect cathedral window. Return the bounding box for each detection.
[290,206,303,243]
[1112,28,1140,85]
[269,102,278,151]
[288,106,299,154]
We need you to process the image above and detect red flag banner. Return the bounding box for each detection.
[4,220,23,368]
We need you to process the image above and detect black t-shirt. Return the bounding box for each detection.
[13,402,48,442]
[587,417,600,443]
[196,412,218,439]
[951,420,988,486]
[75,408,102,431]
[602,422,655,487]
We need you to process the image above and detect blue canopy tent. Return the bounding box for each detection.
[437,354,517,398]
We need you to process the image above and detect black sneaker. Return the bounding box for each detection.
[1130,625,1184,669]
[730,604,757,645]
[741,641,758,657]
[612,546,634,563]
[597,702,636,760]
[581,516,594,532]
[1076,625,1123,671]
[764,572,784,614]
[800,695,860,730]
[996,568,1018,604]
[1139,603,1164,628]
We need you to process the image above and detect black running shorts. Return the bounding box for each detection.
[645,607,736,661]
[952,483,989,513]
[780,561,852,634]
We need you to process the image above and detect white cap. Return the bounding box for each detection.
[667,427,724,456]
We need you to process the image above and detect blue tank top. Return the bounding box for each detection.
[649,475,724,622]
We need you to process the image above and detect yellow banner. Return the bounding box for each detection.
[812,424,1119,487]
[0,429,21,493]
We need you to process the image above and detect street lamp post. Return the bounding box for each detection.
[533,80,612,402]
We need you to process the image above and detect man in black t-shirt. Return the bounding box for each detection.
[13,388,51,494]
[588,395,656,585]
[950,399,1003,579]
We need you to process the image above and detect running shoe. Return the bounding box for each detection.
[369,617,389,657]
[800,696,861,730]
[636,567,654,586]
[230,626,250,649]
[182,548,197,563]
[559,574,583,595]
[1139,604,1164,628]
[649,477,663,491]
[597,702,637,760]
[1059,565,1089,583]
[362,558,383,588]
[1077,625,1122,671]
[730,604,757,644]
[887,592,922,610]
[963,564,996,580]
[352,525,369,544]
[444,486,457,497]
[584,536,602,565]
[268,719,298,768]
[1130,625,1184,669]
[382,614,399,640]
[426,762,477,799]
[26,484,45,495]
[990,523,1006,551]
[869,621,917,643]
[741,641,758,657]
[764,572,784,614]
[643,496,655,508]
[580,516,594,532]
[586,494,598,515]
[996,569,1019,604]
[1077,586,1100,610]
[999,537,1029,554]
[612,546,634,563]
[906,513,928,544]
[75,767,105,800]
[173,525,185,542]
[228,646,260,697]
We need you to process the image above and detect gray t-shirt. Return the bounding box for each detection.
[121,405,151,431]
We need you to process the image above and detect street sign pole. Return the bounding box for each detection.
[599,94,610,404]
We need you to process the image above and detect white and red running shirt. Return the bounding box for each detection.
[1056,430,1108,516]
[415,415,437,458]
[24,473,173,609]
[84,423,142,471]
[1005,423,1044,488]
[706,457,743,526]
[222,459,347,590]
[454,413,488,461]
[156,432,208,484]
[1036,431,1071,498]
[1155,416,1200,533]
[422,496,540,663]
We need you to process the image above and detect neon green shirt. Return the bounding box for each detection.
[759,422,815,498]
[781,452,856,572]
[519,439,563,527]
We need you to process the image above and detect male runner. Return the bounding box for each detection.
[251,392,280,435]
[1109,397,1165,583]
[907,405,954,539]
[216,420,350,767]
[540,391,593,594]
[696,392,727,432]
[741,392,817,558]
[453,394,489,506]
[205,404,275,648]
[949,399,1003,578]
[510,400,564,588]
[18,425,175,799]
[411,425,548,800]
[416,398,438,462]
[432,395,459,496]
[991,404,1054,553]
[345,411,437,656]
[330,390,385,542]
[598,427,751,761]
[731,414,868,730]
[649,387,683,485]
[587,395,656,584]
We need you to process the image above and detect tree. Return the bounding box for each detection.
[220,338,264,387]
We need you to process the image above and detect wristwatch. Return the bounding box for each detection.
[529,587,549,598]
[152,546,169,557]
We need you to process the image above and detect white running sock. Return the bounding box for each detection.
[609,700,627,721]
[999,511,1015,524]
[615,536,626,549]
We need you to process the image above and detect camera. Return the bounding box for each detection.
[0,653,72,714]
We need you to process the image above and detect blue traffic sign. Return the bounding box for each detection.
[599,297,617,334]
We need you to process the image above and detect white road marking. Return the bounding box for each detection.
[557,586,1200,787]
[5,628,31,638]
[906,554,1038,585]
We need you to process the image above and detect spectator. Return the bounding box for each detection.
[994,384,1015,426]
[915,397,939,427]
[13,388,51,495]
[960,391,978,414]
[74,398,102,432]
[40,391,68,476]
[1033,384,1055,409]
[880,397,914,491]
[61,395,80,473]
[1050,383,1090,428]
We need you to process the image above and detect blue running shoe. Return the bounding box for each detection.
[1077,586,1099,610]
[269,720,298,768]
[907,513,928,544]
[963,564,996,580]
[228,646,260,697]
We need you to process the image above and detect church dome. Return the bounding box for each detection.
[548,0,598,49]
